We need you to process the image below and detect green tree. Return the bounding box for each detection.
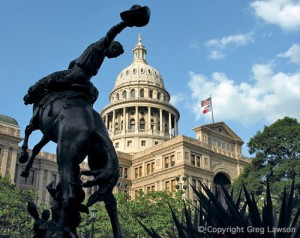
[78,191,184,238]
[233,117,300,206]
[0,175,36,237]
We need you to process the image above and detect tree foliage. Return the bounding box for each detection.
[78,191,184,238]
[233,117,300,206]
[0,175,36,237]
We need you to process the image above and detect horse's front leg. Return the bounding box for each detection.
[21,135,50,177]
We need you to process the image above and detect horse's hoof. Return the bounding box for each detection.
[19,151,29,163]
[21,171,29,178]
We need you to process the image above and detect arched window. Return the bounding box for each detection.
[140,89,144,97]
[122,90,127,99]
[149,89,153,98]
[116,93,119,101]
[130,89,135,98]
[140,118,146,130]
[157,92,161,100]
[129,119,135,130]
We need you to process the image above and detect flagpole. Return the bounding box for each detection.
[210,95,215,123]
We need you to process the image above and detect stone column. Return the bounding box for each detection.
[174,117,178,136]
[105,114,108,128]
[135,106,139,133]
[9,149,18,180]
[148,107,151,133]
[122,107,126,135]
[169,112,172,138]
[112,110,115,134]
[159,109,163,136]
[0,147,9,176]
[126,107,129,133]
[37,168,45,204]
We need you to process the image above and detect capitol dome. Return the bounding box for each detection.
[114,34,165,90]
[0,114,19,126]
[101,34,180,154]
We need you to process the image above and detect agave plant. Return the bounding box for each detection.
[139,178,300,238]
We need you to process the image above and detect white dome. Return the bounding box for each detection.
[114,34,165,89]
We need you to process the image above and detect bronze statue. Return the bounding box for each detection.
[20,5,150,238]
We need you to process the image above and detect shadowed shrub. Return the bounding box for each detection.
[139,178,300,238]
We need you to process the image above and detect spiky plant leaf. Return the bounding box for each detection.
[242,183,263,228]
[219,184,249,229]
[262,178,274,234]
[198,181,235,227]
[286,177,295,227]
[275,187,287,238]
[168,203,187,238]
[136,219,162,238]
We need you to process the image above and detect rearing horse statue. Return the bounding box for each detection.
[20,5,150,238]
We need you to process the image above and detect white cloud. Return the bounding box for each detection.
[205,32,254,60]
[205,32,254,49]
[251,0,300,31]
[277,43,300,64]
[208,50,225,60]
[189,42,200,49]
[187,64,300,125]
[170,93,185,106]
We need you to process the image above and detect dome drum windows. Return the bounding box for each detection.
[129,119,135,131]
[140,89,144,98]
[148,89,153,99]
[139,118,146,131]
[130,89,136,98]
[122,90,127,99]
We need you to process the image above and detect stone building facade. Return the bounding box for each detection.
[0,35,250,205]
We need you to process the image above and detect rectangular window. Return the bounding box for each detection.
[151,162,155,173]
[147,163,151,175]
[135,168,138,178]
[139,166,142,177]
[204,157,208,166]
[141,140,146,146]
[124,168,128,178]
[165,181,170,192]
[119,167,123,177]
[191,154,195,166]
[127,140,132,147]
[196,156,201,167]
[171,155,175,167]
[171,179,176,192]
[115,142,119,148]
[165,157,169,168]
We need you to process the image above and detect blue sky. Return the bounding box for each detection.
[1,1,300,157]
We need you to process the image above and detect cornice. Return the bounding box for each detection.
[101,98,180,118]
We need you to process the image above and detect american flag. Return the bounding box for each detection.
[201,97,211,107]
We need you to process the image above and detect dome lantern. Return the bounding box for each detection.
[133,34,147,63]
